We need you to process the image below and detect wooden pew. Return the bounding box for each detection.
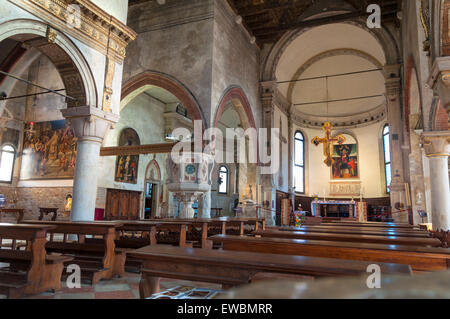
[23,221,125,285]
[0,223,72,298]
[321,220,416,229]
[150,217,265,237]
[211,235,450,273]
[273,225,431,238]
[128,245,412,299]
[253,229,442,247]
[153,221,196,248]
[0,209,25,223]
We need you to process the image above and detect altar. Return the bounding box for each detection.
[311,200,357,219]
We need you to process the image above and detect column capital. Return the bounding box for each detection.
[261,80,277,111]
[385,78,401,100]
[428,57,450,88]
[383,65,401,101]
[383,64,401,78]
[421,131,450,158]
[428,57,450,111]
[61,106,119,143]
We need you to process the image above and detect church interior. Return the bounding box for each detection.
[0,0,449,300]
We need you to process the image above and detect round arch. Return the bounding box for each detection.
[261,19,400,82]
[287,48,384,103]
[0,19,97,109]
[213,86,256,130]
[121,70,206,128]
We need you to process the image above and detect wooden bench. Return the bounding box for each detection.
[272,225,431,238]
[210,235,450,273]
[128,245,412,299]
[253,229,442,247]
[23,221,125,285]
[0,223,73,298]
[321,220,416,229]
[0,209,25,223]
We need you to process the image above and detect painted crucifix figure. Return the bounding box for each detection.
[312,122,346,167]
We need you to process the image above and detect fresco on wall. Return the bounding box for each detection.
[332,143,359,179]
[115,128,140,184]
[21,120,77,180]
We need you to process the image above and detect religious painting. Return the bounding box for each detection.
[20,120,77,180]
[115,128,140,184]
[331,135,359,179]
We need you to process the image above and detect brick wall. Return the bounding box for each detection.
[0,186,72,221]
[434,104,449,131]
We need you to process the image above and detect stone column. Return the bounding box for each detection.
[421,131,450,231]
[288,114,295,209]
[62,106,119,221]
[198,190,211,218]
[260,81,277,226]
[384,65,408,221]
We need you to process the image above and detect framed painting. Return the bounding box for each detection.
[331,140,359,180]
[20,120,77,180]
[115,128,140,184]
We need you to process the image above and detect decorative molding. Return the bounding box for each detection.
[441,0,450,56]
[329,181,362,197]
[102,57,115,112]
[421,131,450,158]
[8,0,137,63]
[291,104,386,129]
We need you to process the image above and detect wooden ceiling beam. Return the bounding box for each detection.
[100,143,178,156]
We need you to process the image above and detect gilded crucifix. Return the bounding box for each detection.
[312,122,346,167]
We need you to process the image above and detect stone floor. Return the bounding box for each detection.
[0,273,223,299]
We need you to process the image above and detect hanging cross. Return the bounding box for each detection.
[312,122,346,167]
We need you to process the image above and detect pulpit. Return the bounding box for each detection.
[166,152,214,219]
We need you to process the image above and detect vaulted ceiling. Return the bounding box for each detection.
[226,0,402,44]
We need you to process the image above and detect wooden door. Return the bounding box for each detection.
[105,189,142,220]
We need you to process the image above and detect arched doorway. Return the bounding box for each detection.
[0,19,95,219]
[143,159,162,219]
[100,71,206,219]
[212,86,258,216]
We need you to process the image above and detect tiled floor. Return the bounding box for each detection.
[1,273,222,299]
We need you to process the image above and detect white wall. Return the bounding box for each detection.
[98,93,166,196]
[90,0,129,24]
[293,121,388,198]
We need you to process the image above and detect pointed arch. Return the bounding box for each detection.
[145,159,161,182]
[214,86,256,130]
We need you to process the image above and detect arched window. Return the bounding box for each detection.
[218,166,229,194]
[382,125,392,193]
[294,131,305,194]
[0,145,16,183]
